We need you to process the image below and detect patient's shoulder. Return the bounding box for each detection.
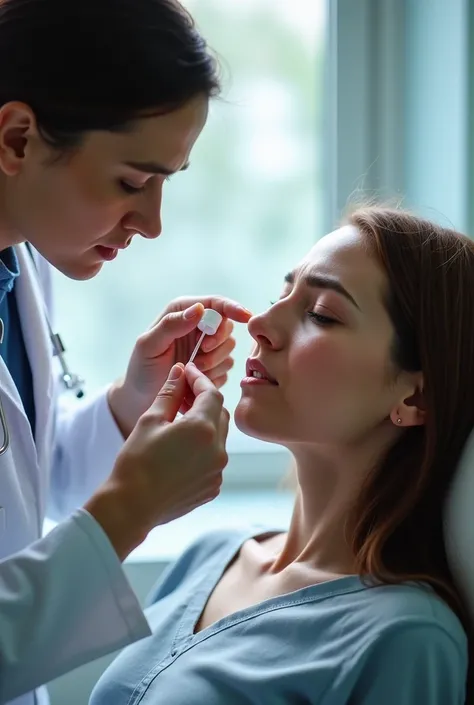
[179,524,283,569]
[357,579,465,631]
[337,578,468,662]
[181,528,251,567]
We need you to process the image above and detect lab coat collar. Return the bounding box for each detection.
[14,244,54,485]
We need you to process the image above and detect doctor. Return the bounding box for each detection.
[0,0,251,703]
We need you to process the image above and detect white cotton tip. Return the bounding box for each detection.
[197,309,222,336]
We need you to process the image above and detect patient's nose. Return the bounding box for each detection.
[248,312,283,351]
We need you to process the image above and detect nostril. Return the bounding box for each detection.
[256,334,272,347]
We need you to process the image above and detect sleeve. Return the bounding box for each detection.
[48,388,124,520]
[30,246,125,520]
[0,509,150,703]
[347,621,467,705]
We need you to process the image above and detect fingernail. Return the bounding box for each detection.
[184,303,204,320]
[239,305,253,316]
[169,364,183,381]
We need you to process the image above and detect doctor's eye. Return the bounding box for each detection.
[119,180,146,195]
[119,180,145,195]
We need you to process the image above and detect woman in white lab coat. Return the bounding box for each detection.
[0,0,251,703]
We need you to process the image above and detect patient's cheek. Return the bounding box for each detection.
[293,337,385,404]
[294,339,350,389]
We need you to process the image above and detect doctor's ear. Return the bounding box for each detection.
[390,372,426,428]
[0,101,39,176]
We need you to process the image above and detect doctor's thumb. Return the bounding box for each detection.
[151,364,186,423]
[142,304,205,358]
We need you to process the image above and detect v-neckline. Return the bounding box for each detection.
[171,528,281,650]
[191,528,284,636]
[172,528,364,652]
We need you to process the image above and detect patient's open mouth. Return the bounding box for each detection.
[242,359,279,386]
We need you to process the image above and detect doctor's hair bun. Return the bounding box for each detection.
[0,0,220,151]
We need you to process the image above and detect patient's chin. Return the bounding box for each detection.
[234,403,282,444]
[234,414,263,441]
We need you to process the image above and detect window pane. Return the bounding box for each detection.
[51,0,326,446]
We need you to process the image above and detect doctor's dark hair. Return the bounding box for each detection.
[0,0,220,152]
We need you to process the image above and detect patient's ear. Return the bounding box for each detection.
[390,372,425,428]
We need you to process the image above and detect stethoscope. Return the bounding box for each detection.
[0,243,85,455]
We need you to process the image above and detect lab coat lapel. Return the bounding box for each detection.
[14,244,53,488]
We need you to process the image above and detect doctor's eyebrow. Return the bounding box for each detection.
[284,270,361,311]
[123,160,190,176]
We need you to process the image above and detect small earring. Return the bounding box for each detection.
[397,418,402,425]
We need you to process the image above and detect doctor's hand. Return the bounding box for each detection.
[85,363,229,561]
[108,296,251,438]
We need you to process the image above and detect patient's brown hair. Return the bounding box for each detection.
[348,206,474,698]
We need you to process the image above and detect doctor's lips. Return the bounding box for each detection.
[242,358,279,386]
[95,241,131,261]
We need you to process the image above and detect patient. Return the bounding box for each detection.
[90,207,472,704]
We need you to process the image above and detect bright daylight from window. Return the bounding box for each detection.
[52,0,325,453]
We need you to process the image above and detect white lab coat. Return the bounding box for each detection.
[0,244,150,705]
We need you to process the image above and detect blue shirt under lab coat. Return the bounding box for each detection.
[90,527,468,705]
[0,247,36,434]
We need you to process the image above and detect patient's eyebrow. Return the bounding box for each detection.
[284,270,361,311]
[124,160,190,176]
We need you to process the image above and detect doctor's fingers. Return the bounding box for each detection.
[193,335,236,373]
[183,340,235,407]
[151,363,187,424]
[185,407,229,489]
[163,296,252,325]
[184,363,225,426]
[195,357,235,382]
[198,318,234,353]
[178,376,230,414]
[211,374,229,390]
[218,406,230,447]
[139,304,205,358]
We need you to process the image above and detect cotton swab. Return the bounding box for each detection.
[187,309,223,365]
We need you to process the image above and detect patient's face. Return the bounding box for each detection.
[235,225,405,448]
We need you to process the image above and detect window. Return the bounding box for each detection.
[51,0,326,479]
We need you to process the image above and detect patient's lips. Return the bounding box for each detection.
[241,358,279,387]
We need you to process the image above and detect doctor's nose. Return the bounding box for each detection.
[123,183,163,240]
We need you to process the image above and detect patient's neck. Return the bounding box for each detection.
[269,439,387,577]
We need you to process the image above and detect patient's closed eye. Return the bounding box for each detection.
[307,311,337,325]
[270,301,337,325]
